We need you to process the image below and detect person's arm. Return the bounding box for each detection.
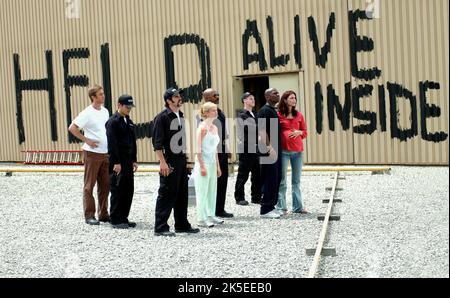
[131,120,138,172]
[214,125,222,177]
[196,125,207,176]
[153,115,170,177]
[224,116,232,158]
[68,123,99,148]
[236,112,246,154]
[300,113,308,139]
[155,150,169,176]
[258,110,273,155]
[106,119,121,174]
[288,113,307,139]
[216,152,222,177]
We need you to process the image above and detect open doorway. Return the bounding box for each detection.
[233,73,301,114]
[242,76,269,112]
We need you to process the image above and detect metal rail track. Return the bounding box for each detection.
[307,172,340,278]
[0,166,391,174]
[306,167,390,278]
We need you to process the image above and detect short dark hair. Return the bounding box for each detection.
[241,92,253,103]
[278,90,298,117]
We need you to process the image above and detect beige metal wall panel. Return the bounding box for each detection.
[0,0,448,164]
[349,0,449,164]
[301,0,355,164]
[0,1,15,161]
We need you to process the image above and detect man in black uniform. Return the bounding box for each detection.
[258,88,282,219]
[106,94,139,229]
[202,89,234,218]
[152,88,200,237]
[234,92,261,206]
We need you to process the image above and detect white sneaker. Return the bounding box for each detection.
[209,216,224,225]
[260,210,281,219]
[198,220,215,228]
[275,209,287,216]
[273,210,285,217]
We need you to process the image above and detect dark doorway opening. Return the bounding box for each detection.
[243,76,269,112]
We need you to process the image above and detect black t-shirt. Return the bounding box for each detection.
[257,104,281,155]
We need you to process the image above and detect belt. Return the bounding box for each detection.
[164,153,187,159]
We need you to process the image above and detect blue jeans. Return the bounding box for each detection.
[277,151,304,212]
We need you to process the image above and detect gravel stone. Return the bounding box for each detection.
[0,165,447,278]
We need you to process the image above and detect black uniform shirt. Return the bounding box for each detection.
[106,112,137,165]
[152,108,186,156]
[257,104,281,155]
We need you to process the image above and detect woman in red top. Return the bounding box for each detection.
[277,90,308,215]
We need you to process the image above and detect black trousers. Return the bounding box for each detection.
[260,155,282,215]
[154,156,191,233]
[109,163,134,225]
[216,153,229,215]
[234,153,261,202]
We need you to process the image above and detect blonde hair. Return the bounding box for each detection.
[200,102,217,119]
[88,85,103,102]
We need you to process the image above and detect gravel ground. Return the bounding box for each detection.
[0,165,448,278]
[318,167,449,278]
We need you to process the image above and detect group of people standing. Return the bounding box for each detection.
[69,84,308,237]
[233,88,308,219]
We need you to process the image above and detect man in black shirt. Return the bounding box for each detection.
[152,88,200,237]
[234,92,261,205]
[202,89,234,218]
[257,88,282,219]
[106,94,139,229]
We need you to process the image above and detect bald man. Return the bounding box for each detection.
[257,88,282,219]
[202,89,234,218]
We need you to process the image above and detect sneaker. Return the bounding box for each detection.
[276,209,288,216]
[198,220,215,228]
[260,210,281,219]
[85,218,100,225]
[209,217,224,225]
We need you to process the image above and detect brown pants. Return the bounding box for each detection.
[83,151,110,220]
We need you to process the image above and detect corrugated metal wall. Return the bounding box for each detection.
[0,0,448,164]
[349,0,449,164]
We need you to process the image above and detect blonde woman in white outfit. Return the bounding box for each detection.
[194,102,224,228]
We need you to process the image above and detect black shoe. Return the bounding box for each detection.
[154,231,176,237]
[112,223,129,229]
[128,222,137,228]
[236,200,249,206]
[216,211,234,218]
[99,217,110,223]
[251,199,261,204]
[85,218,100,225]
[175,227,200,234]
